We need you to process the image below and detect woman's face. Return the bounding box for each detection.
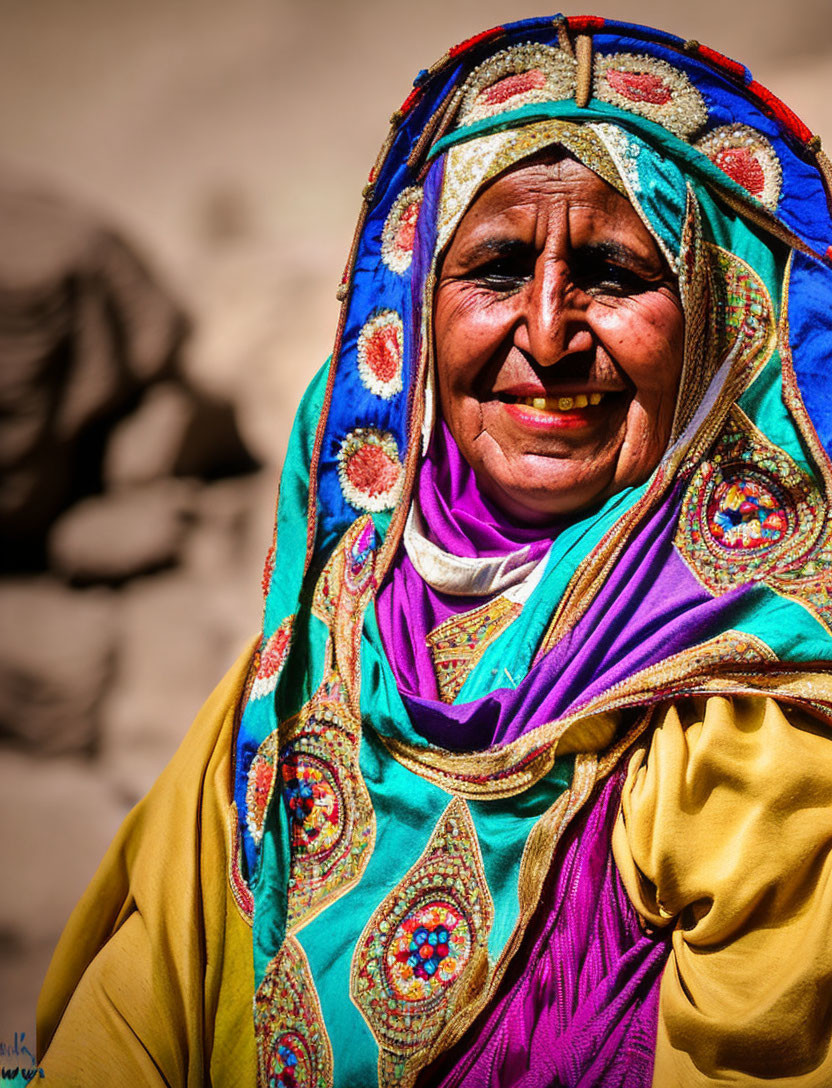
[434,153,685,522]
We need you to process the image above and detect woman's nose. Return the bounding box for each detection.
[516,259,593,366]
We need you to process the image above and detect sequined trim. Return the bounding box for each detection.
[675,240,777,457]
[281,673,375,932]
[381,187,423,274]
[695,123,782,211]
[456,42,575,127]
[426,595,521,703]
[357,310,404,399]
[337,428,404,512]
[437,121,624,253]
[593,52,708,139]
[676,406,824,594]
[255,937,333,1088]
[227,802,254,924]
[351,797,493,1086]
[249,616,294,702]
[709,244,776,388]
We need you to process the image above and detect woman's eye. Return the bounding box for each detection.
[470,258,532,290]
[580,259,655,296]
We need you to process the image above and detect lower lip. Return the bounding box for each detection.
[500,400,602,430]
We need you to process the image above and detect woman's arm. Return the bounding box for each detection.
[613,693,832,1087]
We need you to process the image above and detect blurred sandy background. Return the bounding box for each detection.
[0,0,829,1052]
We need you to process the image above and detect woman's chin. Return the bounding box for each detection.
[480,462,616,522]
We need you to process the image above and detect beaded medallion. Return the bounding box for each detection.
[381,187,423,275]
[249,616,295,703]
[676,407,824,594]
[357,310,404,400]
[351,797,493,1086]
[695,123,782,211]
[282,676,375,932]
[457,43,575,127]
[246,729,279,846]
[255,937,333,1088]
[337,428,404,513]
[593,52,708,139]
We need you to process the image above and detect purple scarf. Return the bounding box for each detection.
[419,769,671,1088]
[375,417,556,702]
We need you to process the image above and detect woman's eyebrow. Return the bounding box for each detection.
[576,239,659,274]
[456,236,532,266]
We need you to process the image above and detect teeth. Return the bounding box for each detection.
[517,393,604,411]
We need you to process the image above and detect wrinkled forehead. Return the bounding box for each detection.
[432,119,687,273]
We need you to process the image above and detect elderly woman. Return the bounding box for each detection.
[36,14,832,1088]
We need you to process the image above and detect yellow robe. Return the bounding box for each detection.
[37,646,832,1086]
[36,641,258,1087]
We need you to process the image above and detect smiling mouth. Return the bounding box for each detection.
[500,392,607,411]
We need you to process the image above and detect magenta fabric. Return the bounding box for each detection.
[374,417,557,701]
[379,476,746,749]
[420,769,670,1088]
[416,417,559,559]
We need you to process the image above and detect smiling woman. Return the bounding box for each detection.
[35,14,832,1088]
[434,149,685,518]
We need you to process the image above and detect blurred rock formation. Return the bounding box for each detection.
[0,174,262,761]
[0,177,256,573]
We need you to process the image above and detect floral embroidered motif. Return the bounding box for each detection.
[337,428,404,512]
[676,407,824,594]
[250,617,294,702]
[246,730,278,846]
[351,797,493,1086]
[381,187,423,274]
[457,43,575,127]
[426,595,522,703]
[593,53,708,139]
[357,310,404,399]
[281,674,375,931]
[311,517,377,704]
[695,124,782,210]
[255,937,333,1088]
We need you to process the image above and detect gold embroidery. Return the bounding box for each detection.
[676,405,825,595]
[227,802,254,926]
[426,595,522,703]
[350,797,493,1087]
[281,674,376,934]
[425,714,654,1067]
[379,709,619,799]
[312,515,377,713]
[255,937,334,1088]
[378,630,793,802]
